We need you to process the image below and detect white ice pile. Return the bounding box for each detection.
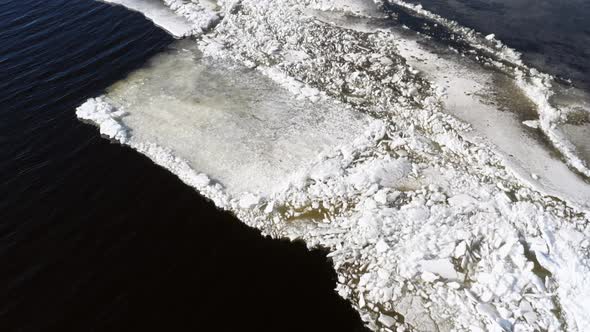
[162,0,220,35]
[81,0,590,331]
[77,97,129,143]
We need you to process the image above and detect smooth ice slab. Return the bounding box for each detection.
[103,41,369,195]
[102,0,193,37]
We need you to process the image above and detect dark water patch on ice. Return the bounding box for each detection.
[382,2,531,82]
[0,1,368,331]
[383,2,476,56]
[562,125,590,170]
[490,74,538,121]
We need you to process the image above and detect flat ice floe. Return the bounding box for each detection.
[101,0,194,37]
[101,0,220,37]
[81,1,590,331]
[93,41,370,195]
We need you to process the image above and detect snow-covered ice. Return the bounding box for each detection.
[80,1,590,331]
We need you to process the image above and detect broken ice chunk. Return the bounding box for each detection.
[420,259,462,280]
[238,193,261,208]
[448,194,478,208]
[378,313,397,328]
[421,271,439,283]
[376,239,390,253]
[522,120,540,129]
[454,241,468,258]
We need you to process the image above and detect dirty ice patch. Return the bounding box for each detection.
[96,41,371,196]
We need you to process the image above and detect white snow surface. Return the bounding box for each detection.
[82,1,590,331]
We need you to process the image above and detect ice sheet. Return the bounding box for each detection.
[101,0,193,37]
[104,41,369,195]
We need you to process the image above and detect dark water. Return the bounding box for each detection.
[0,1,368,331]
[403,0,590,90]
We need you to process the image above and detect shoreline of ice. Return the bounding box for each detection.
[385,0,590,179]
[102,0,219,37]
[80,1,590,331]
[100,0,193,37]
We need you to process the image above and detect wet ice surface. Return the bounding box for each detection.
[553,87,590,170]
[563,124,590,168]
[391,33,590,207]
[385,0,590,180]
[105,41,369,195]
[402,0,590,91]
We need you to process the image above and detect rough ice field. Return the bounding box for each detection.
[80,0,590,331]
